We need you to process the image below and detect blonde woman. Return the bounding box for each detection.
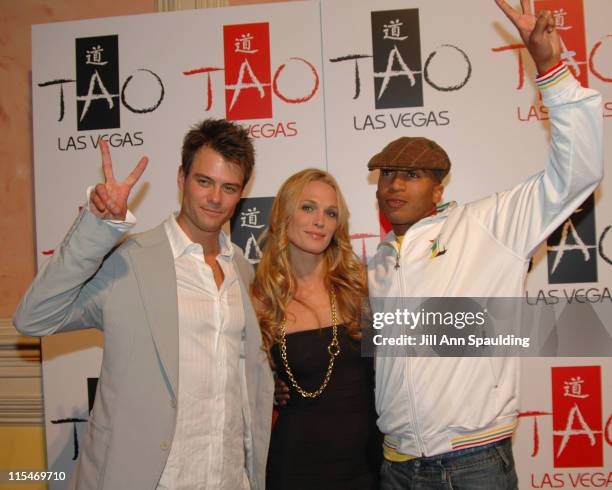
[251,169,380,490]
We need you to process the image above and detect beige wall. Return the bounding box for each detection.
[230,0,290,3]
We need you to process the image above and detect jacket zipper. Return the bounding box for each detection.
[396,238,425,456]
[405,357,424,456]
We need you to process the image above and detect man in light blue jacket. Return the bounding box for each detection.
[14,120,274,490]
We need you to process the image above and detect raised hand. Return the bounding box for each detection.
[90,139,148,221]
[495,0,561,74]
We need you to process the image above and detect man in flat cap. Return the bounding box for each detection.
[368,1,603,488]
[371,137,451,240]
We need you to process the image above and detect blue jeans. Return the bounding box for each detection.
[380,438,518,489]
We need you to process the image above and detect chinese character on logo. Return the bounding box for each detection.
[383,19,408,41]
[240,208,264,229]
[85,45,108,66]
[553,9,573,31]
[245,233,263,264]
[235,33,258,54]
[563,376,589,399]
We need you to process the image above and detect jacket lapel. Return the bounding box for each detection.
[233,250,273,490]
[232,249,268,388]
[128,224,179,400]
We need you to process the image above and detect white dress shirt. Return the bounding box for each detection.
[157,214,249,490]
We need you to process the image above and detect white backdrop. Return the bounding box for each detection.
[30,0,611,487]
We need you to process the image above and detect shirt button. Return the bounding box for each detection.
[160,440,170,450]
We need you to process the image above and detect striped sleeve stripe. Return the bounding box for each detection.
[537,61,564,80]
[536,64,571,90]
[451,422,516,443]
[452,432,513,450]
[450,422,517,450]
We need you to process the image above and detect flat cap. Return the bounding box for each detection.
[368,136,451,178]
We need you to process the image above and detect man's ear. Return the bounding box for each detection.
[433,183,444,205]
[178,166,185,194]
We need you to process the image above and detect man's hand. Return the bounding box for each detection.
[496,0,561,74]
[90,139,148,221]
[274,376,290,407]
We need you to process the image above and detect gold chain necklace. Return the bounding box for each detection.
[279,289,341,398]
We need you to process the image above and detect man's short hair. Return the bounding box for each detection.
[181,119,255,186]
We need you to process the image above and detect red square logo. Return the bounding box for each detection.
[223,23,272,120]
[551,366,603,467]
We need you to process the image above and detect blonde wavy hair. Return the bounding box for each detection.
[251,168,367,362]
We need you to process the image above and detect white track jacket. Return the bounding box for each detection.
[368,65,603,457]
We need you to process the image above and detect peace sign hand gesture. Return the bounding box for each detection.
[495,0,561,74]
[90,139,149,221]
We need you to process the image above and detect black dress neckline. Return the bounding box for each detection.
[283,324,343,336]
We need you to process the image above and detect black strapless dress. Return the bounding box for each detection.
[267,325,381,490]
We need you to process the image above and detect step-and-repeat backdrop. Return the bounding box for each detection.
[31,0,611,487]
